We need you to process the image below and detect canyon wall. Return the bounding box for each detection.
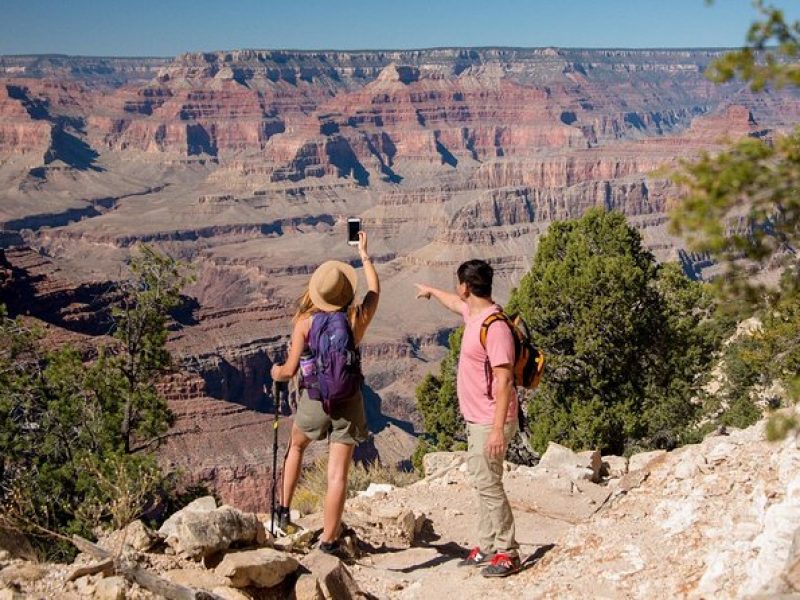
[2,47,797,508]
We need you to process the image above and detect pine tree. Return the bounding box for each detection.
[507,209,719,454]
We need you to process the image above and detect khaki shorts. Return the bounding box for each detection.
[294,388,368,445]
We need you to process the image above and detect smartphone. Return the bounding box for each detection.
[347,218,361,246]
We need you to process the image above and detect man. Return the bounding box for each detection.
[415,259,520,577]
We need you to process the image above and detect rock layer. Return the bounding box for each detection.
[2,48,798,511]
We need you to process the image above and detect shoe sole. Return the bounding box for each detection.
[481,566,520,578]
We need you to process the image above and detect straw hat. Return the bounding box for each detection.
[309,260,358,312]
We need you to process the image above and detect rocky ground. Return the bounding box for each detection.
[2,409,798,599]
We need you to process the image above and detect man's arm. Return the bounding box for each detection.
[415,283,465,315]
[485,364,513,458]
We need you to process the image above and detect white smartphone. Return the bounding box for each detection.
[347,218,361,246]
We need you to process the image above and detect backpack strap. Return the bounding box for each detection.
[479,312,512,350]
[479,311,515,399]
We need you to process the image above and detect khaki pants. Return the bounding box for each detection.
[466,421,519,554]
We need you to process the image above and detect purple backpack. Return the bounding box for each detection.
[303,312,363,413]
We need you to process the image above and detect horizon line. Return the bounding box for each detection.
[0,45,745,61]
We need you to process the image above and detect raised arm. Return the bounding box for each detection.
[354,231,379,341]
[359,231,379,297]
[415,283,465,315]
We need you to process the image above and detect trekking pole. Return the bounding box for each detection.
[270,379,281,536]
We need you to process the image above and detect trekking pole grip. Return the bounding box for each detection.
[272,381,281,423]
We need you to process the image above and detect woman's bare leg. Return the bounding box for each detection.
[281,423,311,507]
[320,442,355,543]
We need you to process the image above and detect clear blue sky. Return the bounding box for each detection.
[0,0,794,57]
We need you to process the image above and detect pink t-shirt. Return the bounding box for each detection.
[456,303,518,425]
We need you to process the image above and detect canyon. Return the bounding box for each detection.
[1,47,799,509]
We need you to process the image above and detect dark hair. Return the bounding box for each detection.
[457,259,493,298]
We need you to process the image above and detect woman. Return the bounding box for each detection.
[270,231,379,555]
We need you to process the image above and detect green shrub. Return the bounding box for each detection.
[0,246,189,559]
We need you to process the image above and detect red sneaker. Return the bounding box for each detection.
[481,552,521,577]
[458,546,492,567]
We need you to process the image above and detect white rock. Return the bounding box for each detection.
[705,441,737,465]
[539,442,602,482]
[742,453,800,594]
[422,452,466,477]
[158,495,217,539]
[164,505,268,559]
[656,493,698,536]
[674,455,705,480]
[628,450,667,473]
[358,483,395,498]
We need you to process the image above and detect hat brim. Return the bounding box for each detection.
[308,261,358,312]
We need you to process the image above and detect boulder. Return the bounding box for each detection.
[163,505,269,559]
[98,520,156,554]
[301,550,362,600]
[601,455,628,479]
[350,503,424,547]
[211,587,252,600]
[0,589,21,600]
[396,509,417,541]
[578,450,603,482]
[628,450,667,473]
[539,442,602,482]
[94,575,127,600]
[294,573,325,600]
[215,548,299,588]
[422,452,466,477]
[273,527,315,553]
[158,495,217,540]
[123,520,156,552]
[163,569,229,590]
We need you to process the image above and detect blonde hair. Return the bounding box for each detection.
[293,287,361,332]
[292,289,318,323]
